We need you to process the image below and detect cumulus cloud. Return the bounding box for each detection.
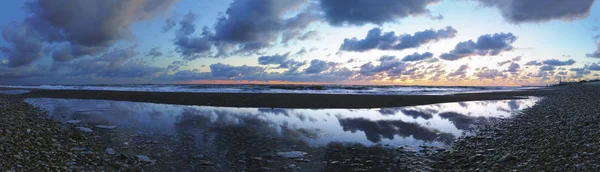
[401,52,434,62]
[569,67,591,76]
[66,46,162,79]
[305,59,338,74]
[542,59,576,66]
[258,53,306,70]
[497,60,511,66]
[475,68,506,79]
[507,63,520,73]
[359,56,406,77]
[162,16,177,33]
[440,33,517,60]
[171,0,320,59]
[476,0,595,23]
[340,26,457,52]
[585,63,600,71]
[587,43,600,58]
[0,23,45,67]
[539,65,555,71]
[319,0,442,26]
[209,63,266,78]
[524,60,543,66]
[0,0,177,67]
[447,64,469,78]
[145,48,163,58]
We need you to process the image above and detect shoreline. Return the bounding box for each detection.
[17,88,555,108]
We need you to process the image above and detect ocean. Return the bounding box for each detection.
[1,84,539,95]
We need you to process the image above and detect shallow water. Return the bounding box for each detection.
[0,89,30,94]
[26,98,538,148]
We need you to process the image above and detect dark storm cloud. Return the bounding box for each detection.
[145,48,164,58]
[340,26,457,52]
[0,24,45,67]
[476,0,595,23]
[585,63,600,71]
[258,53,306,69]
[524,60,543,66]
[541,59,576,66]
[400,52,434,62]
[440,33,517,60]
[0,0,177,67]
[0,64,47,79]
[319,0,442,26]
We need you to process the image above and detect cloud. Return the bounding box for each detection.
[162,16,177,33]
[524,60,542,66]
[541,59,576,66]
[0,64,47,79]
[145,48,163,58]
[258,53,306,70]
[475,68,506,79]
[447,64,469,78]
[587,43,600,58]
[209,63,266,78]
[319,0,442,26]
[0,0,178,67]
[569,67,591,76]
[167,60,188,72]
[440,33,517,60]
[171,0,320,59]
[512,56,521,61]
[539,65,555,71]
[305,59,338,74]
[400,52,434,62]
[476,0,595,23]
[0,23,45,67]
[359,56,406,77]
[340,26,457,52]
[66,46,162,78]
[497,60,511,66]
[585,63,600,71]
[507,63,520,73]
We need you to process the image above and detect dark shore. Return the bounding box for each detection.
[1,85,599,171]
[20,87,553,108]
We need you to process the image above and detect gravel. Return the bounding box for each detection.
[433,86,600,171]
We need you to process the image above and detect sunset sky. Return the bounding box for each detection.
[1,0,600,86]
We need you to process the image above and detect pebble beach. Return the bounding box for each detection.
[0,85,598,171]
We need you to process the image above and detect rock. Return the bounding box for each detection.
[287,164,297,169]
[76,127,92,133]
[117,154,128,160]
[95,125,117,129]
[499,154,518,162]
[193,154,205,159]
[136,155,156,163]
[276,151,308,158]
[105,148,115,155]
[198,160,213,166]
[66,120,81,124]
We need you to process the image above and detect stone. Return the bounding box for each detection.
[136,155,156,163]
[76,127,92,133]
[276,151,308,158]
[95,125,117,129]
[105,148,115,155]
[66,120,81,124]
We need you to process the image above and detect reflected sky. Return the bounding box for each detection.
[0,89,30,94]
[25,98,538,148]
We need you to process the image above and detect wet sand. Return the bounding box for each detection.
[21,88,553,108]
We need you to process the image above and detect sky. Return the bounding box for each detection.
[1,0,600,86]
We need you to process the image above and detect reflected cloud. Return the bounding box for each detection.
[338,118,455,143]
[438,112,482,130]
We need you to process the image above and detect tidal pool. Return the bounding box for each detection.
[26,98,538,148]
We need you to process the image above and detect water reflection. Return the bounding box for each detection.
[26,98,538,148]
[0,89,30,94]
